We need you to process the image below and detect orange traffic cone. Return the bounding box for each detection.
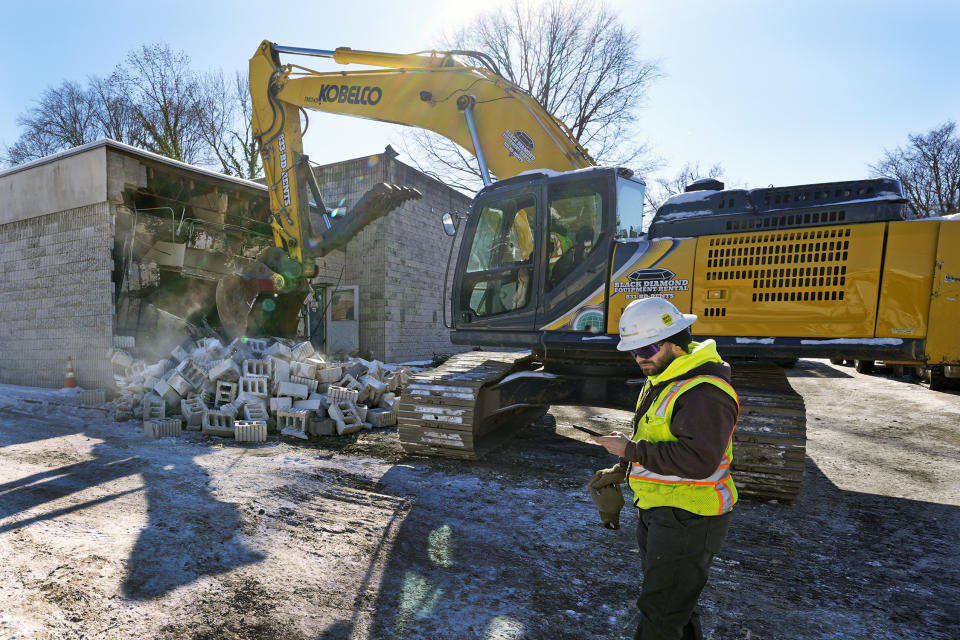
[64,357,77,388]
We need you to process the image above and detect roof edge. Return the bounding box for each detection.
[0,139,267,192]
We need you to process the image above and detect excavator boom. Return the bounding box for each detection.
[218,41,595,339]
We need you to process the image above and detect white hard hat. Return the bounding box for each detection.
[617,297,698,352]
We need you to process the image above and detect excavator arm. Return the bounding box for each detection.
[250,40,594,191]
[218,40,595,339]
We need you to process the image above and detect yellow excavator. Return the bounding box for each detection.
[228,41,960,499]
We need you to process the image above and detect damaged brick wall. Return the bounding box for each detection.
[0,202,115,389]
[312,153,471,363]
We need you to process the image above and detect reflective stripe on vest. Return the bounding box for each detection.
[629,375,740,515]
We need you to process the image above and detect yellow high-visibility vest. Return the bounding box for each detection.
[628,375,740,516]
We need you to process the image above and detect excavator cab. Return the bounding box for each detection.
[450,167,643,359]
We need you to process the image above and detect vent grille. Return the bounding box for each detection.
[704,228,852,306]
[724,209,846,232]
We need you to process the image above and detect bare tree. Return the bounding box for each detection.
[195,71,262,179]
[88,70,143,146]
[120,44,207,164]
[403,0,662,192]
[870,122,960,218]
[6,81,98,164]
[4,42,261,177]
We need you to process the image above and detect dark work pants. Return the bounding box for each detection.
[634,506,732,640]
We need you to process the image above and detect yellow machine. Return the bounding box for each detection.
[238,41,959,499]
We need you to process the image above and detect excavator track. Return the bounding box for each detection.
[729,362,807,501]
[399,354,807,501]
[398,351,547,459]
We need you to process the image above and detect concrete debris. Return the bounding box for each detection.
[235,420,267,442]
[110,336,422,442]
[144,417,182,439]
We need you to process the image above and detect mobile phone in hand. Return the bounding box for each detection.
[572,424,605,437]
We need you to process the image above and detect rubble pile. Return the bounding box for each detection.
[110,337,417,441]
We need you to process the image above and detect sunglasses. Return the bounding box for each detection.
[630,342,665,359]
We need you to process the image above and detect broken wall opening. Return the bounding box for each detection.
[111,159,273,362]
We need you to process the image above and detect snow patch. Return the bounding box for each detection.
[799,338,904,345]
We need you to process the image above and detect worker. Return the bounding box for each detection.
[588,297,740,640]
[550,224,595,285]
[547,207,573,275]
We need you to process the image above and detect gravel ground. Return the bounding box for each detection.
[0,358,957,640]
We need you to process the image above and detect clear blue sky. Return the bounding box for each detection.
[1,0,957,190]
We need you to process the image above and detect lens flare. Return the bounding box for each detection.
[240,336,249,344]
[366,155,380,168]
[262,299,276,312]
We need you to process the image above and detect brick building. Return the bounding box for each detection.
[0,139,470,390]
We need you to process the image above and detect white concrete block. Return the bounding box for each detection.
[243,359,272,378]
[293,398,323,412]
[246,338,269,357]
[277,409,309,438]
[270,396,293,413]
[201,411,234,437]
[113,335,135,349]
[181,396,207,429]
[142,394,165,421]
[361,375,388,405]
[153,379,183,411]
[215,380,238,406]
[235,420,267,442]
[167,371,193,397]
[145,418,182,439]
[270,357,291,384]
[291,341,315,361]
[276,381,309,399]
[244,403,268,421]
[290,375,318,393]
[308,417,336,436]
[367,407,397,428]
[239,375,269,398]
[316,366,343,384]
[177,358,207,388]
[328,401,365,435]
[208,358,241,382]
[289,361,317,380]
[327,385,360,405]
[265,342,292,359]
[219,402,240,418]
[379,392,397,410]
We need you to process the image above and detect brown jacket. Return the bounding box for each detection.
[621,360,739,479]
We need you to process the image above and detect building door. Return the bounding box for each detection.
[326,285,359,356]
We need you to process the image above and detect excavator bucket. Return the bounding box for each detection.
[216,273,309,340]
[215,274,261,339]
[215,182,422,340]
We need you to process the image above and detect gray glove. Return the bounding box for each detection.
[588,463,627,492]
[589,483,625,530]
[588,463,627,530]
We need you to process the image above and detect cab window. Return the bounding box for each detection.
[462,194,536,317]
[546,178,606,291]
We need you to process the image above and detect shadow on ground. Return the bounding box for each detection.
[310,413,960,640]
[0,401,264,600]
